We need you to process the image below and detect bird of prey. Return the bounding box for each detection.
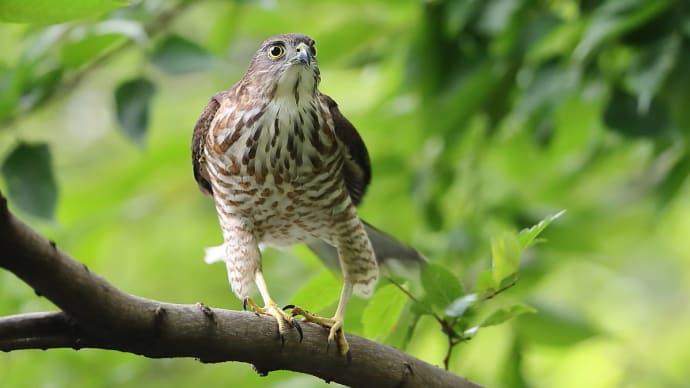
[192,33,424,358]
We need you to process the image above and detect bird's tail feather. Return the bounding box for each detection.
[306,220,426,277]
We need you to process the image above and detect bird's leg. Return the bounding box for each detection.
[245,271,303,343]
[290,282,353,358]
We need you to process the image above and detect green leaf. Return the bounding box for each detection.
[61,33,123,69]
[481,304,537,328]
[473,269,495,293]
[289,270,340,314]
[420,263,464,310]
[516,304,600,347]
[0,0,128,24]
[150,35,218,74]
[603,87,670,138]
[626,35,679,113]
[444,293,478,318]
[115,77,156,146]
[518,209,566,249]
[21,66,64,112]
[491,232,522,286]
[574,0,672,61]
[362,284,408,341]
[409,296,434,316]
[1,143,58,220]
[60,19,145,70]
[657,151,690,207]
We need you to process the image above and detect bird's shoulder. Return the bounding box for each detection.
[191,86,237,196]
[318,93,372,206]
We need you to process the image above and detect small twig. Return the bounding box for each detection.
[481,277,518,301]
[387,277,467,370]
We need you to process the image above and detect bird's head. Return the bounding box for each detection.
[244,34,320,103]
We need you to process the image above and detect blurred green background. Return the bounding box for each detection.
[2,0,690,387]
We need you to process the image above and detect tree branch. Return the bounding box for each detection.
[0,193,482,388]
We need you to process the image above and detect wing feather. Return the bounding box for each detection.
[320,94,371,206]
[191,90,230,196]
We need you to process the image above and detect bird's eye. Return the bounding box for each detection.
[267,44,285,59]
[309,45,317,57]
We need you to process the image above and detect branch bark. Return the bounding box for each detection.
[0,194,481,388]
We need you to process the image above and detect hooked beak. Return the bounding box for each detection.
[293,42,311,65]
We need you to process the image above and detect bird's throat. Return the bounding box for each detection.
[275,66,318,107]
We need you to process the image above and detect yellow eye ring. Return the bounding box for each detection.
[267,44,285,59]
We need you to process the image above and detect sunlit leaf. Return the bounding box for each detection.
[518,209,566,249]
[1,143,58,220]
[481,304,537,328]
[0,0,128,24]
[444,293,478,318]
[463,325,479,339]
[420,263,464,310]
[362,284,408,341]
[114,77,156,146]
[150,35,218,74]
[491,232,522,286]
[289,270,340,314]
[473,269,495,293]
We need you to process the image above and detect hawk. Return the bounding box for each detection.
[192,33,424,357]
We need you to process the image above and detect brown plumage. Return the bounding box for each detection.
[192,33,424,357]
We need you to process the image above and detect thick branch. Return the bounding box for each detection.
[0,194,481,388]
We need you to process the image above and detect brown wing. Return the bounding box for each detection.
[320,94,371,206]
[191,90,231,197]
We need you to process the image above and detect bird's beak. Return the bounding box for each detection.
[293,42,311,65]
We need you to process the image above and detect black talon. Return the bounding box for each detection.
[242,298,248,311]
[280,334,286,347]
[345,350,352,365]
[293,320,303,342]
[283,304,295,310]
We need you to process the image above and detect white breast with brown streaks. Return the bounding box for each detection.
[205,93,350,247]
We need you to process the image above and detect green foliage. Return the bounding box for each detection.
[150,35,219,74]
[393,213,560,369]
[420,263,464,311]
[0,0,127,24]
[115,77,155,146]
[2,0,690,387]
[1,142,57,220]
[289,270,340,314]
[362,283,407,341]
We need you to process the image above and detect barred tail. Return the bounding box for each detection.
[307,220,426,275]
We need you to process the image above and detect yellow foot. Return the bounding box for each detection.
[243,297,303,344]
[287,305,350,361]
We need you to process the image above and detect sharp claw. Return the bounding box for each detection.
[242,298,248,311]
[345,350,352,365]
[280,334,286,347]
[293,320,303,342]
[282,304,295,310]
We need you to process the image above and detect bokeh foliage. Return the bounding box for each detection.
[2,0,690,387]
